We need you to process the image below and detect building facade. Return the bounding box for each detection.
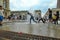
[0,0,10,18]
[3,0,10,18]
[34,10,41,20]
[11,11,28,20]
[0,0,3,7]
[57,0,60,8]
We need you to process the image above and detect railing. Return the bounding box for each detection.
[0,30,60,40]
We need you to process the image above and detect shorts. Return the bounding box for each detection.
[0,16,3,21]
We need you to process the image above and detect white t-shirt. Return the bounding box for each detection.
[0,10,3,16]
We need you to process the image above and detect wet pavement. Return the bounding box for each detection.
[0,22,60,38]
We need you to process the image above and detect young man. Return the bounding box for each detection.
[0,6,4,26]
[48,8,52,22]
[27,12,37,23]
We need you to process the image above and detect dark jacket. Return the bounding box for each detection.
[49,10,52,19]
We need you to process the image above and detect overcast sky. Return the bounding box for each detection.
[10,0,57,16]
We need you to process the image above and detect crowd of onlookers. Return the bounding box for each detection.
[7,13,27,21]
[7,14,22,21]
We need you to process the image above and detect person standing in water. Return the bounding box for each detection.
[48,8,52,23]
[27,12,37,23]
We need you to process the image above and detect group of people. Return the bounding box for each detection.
[7,14,22,21]
[0,7,60,26]
[27,12,46,23]
[48,8,59,24]
[28,8,60,24]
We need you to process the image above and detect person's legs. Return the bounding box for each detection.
[0,16,3,26]
[57,18,59,24]
[53,19,56,24]
[55,18,58,24]
[49,19,51,22]
[30,18,32,23]
[44,19,46,23]
[42,19,45,23]
[53,19,54,24]
[0,20,3,26]
[41,18,44,23]
[33,17,37,23]
[0,22,1,24]
[38,18,41,23]
[56,20,58,24]
[52,19,54,24]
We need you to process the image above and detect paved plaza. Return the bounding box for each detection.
[0,21,60,38]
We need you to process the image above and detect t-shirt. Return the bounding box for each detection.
[0,10,3,16]
[49,13,52,18]
[52,15,57,19]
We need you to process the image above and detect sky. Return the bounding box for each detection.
[10,0,57,16]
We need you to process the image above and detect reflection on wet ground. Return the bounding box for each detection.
[0,22,60,38]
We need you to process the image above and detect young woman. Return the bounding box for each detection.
[0,6,4,26]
